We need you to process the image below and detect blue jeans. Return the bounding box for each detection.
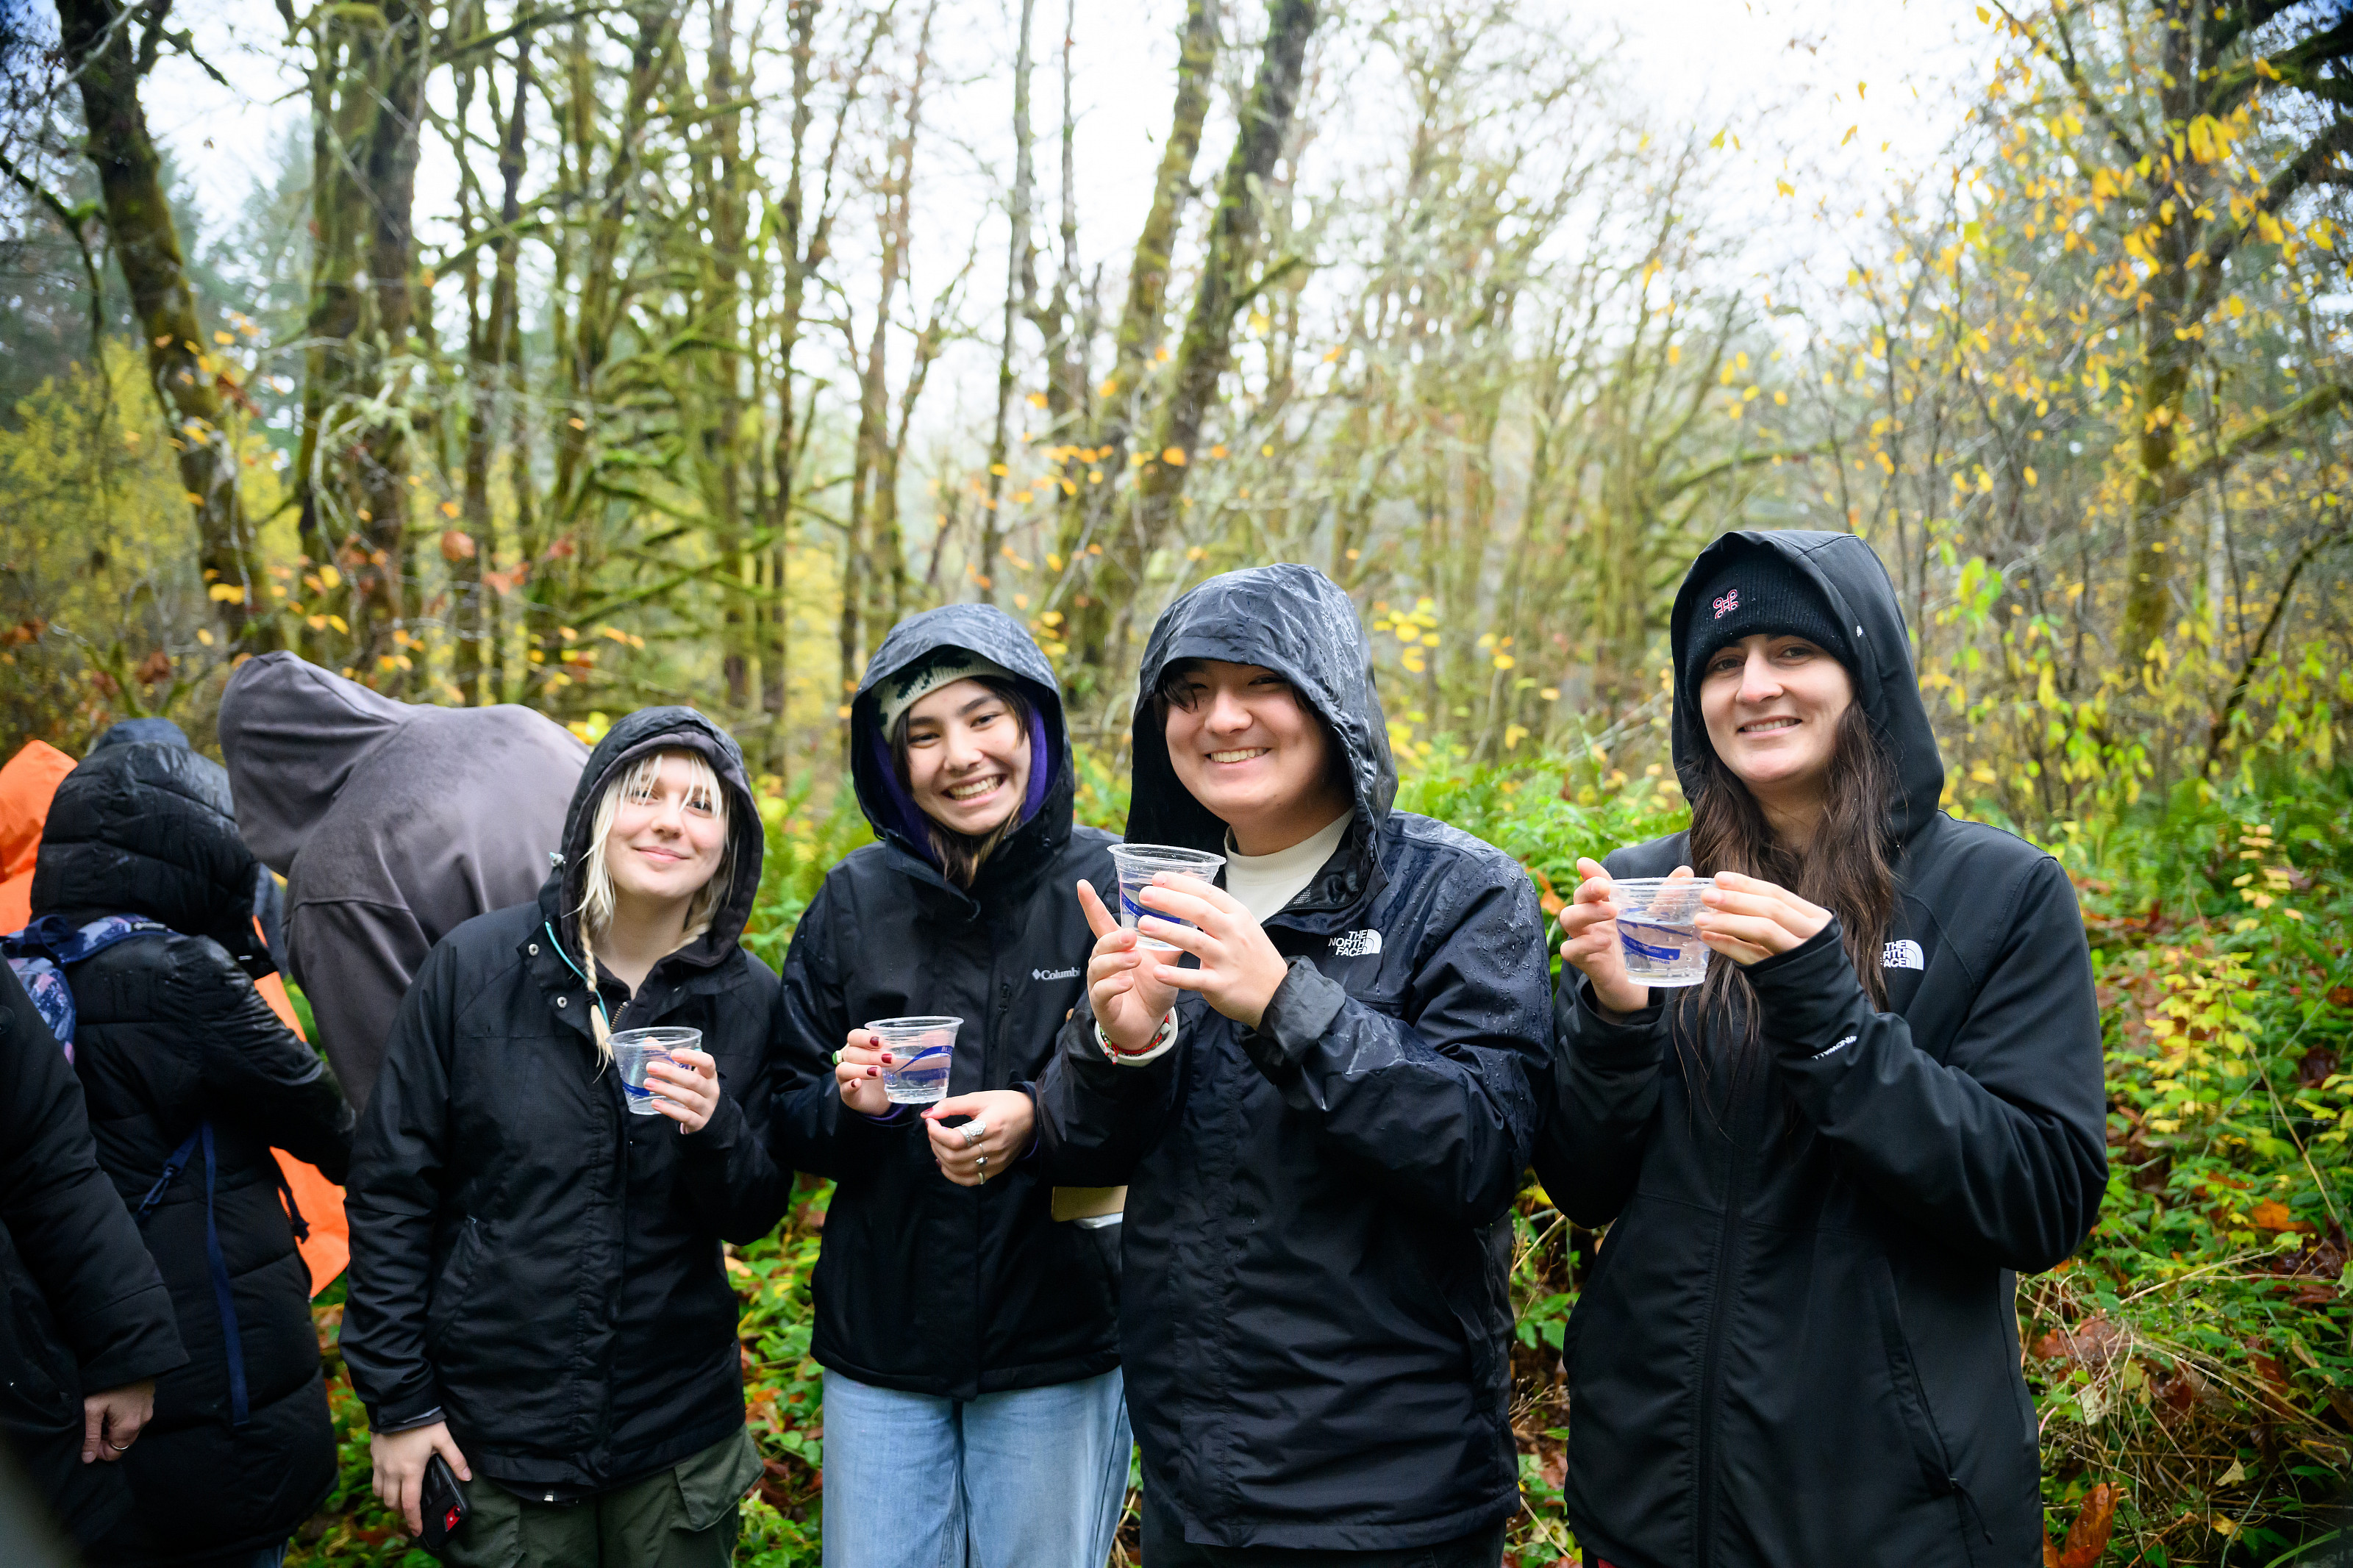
[820,1367,1131,1568]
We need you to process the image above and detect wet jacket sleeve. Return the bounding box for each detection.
[1235,862,1552,1228]
[1749,856,2107,1272]
[1530,977,1670,1228]
[1031,992,1185,1186]
[676,963,794,1243]
[180,937,357,1184]
[767,881,904,1180]
[0,967,187,1393]
[340,938,460,1431]
[288,895,431,1110]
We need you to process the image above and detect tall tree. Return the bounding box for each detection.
[2004,0,2353,662]
[56,0,267,643]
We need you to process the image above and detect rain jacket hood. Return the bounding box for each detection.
[216,656,417,873]
[1668,529,1945,846]
[32,724,265,967]
[849,604,1065,894]
[1129,563,1397,925]
[544,706,765,970]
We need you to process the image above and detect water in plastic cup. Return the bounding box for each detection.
[1610,877,1718,988]
[612,1025,701,1116]
[1106,844,1227,950]
[865,1017,963,1104]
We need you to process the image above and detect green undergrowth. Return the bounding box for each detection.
[289,748,2350,1567]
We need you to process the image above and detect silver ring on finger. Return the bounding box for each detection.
[108,1440,130,1452]
[960,1119,987,1147]
[975,1154,988,1175]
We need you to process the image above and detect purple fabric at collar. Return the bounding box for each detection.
[866,705,1056,867]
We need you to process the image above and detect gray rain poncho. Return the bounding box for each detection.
[217,654,587,1107]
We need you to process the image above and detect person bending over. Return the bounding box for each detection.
[1535,531,2105,1568]
[1037,563,1553,1567]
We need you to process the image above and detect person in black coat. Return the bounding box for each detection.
[1034,564,1554,1566]
[343,706,788,1566]
[1533,531,2107,1568]
[0,959,187,1552]
[29,724,355,1568]
[771,604,1127,1568]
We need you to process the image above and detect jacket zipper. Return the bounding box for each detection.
[1693,1136,1745,1568]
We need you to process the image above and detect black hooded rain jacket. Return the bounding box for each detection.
[1033,565,1554,1553]
[1532,530,2107,1568]
[771,604,1122,1398]
[342,707,788,1497]
[30,728,356,1565]
[0,960,185,1550]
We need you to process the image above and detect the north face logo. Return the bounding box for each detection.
[1883,939,1924,971]
[1331,930,1382,958]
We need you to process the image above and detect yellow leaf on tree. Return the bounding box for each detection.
[207,583,246,602]
[1162,447,1187,466]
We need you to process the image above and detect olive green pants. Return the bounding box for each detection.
[438,1427,764,1568]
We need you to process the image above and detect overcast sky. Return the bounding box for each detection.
[99,0,1995,437]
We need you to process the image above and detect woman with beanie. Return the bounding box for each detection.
[1534,531,2107,1568]
[343,708,788,1567]
[771,604,1128,1568]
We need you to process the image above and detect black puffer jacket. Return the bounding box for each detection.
[1532,531,2107,1568]
[30,728,355,1566]
[1034,565,1554,1553]
[0,960,185,1550]
[772,605,1121,1399]
[343,707,788,1495]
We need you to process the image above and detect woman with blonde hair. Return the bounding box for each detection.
[344,707,789,1567]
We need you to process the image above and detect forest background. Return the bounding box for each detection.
[2,0,2351,1561]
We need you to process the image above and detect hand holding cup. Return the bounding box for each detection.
[643,1048,720,1133]
[1076,878,1179,1051]
[835,1029,894,1117]
[1559,857,1698,1017]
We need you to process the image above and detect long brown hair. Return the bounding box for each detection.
[1682,700,1900,1056]
[888,676,1035,889]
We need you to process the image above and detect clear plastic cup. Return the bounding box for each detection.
[1106,844,1227,950]
[1610,877,1718,988]
[864,1016,963,1103]
[612,1025,701,1116]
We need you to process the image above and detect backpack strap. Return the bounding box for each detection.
[3,916,174,1058]
[134,1123,251,1428]
[272,1159,310,1242]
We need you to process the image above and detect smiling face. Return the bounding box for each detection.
[901,678,1032,838]
[1160,659,1352,855]
[602,749,730,910]
[1698,634,1855,809]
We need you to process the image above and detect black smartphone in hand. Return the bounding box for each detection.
[420,1452,468,1548]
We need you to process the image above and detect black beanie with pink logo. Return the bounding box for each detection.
[1681,543,1855,695]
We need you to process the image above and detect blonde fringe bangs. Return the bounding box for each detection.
[571,748,734,1058]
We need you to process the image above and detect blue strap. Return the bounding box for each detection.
[133,1124,250,1428]
[541,920,612,1032]
[199,1125,250,1428]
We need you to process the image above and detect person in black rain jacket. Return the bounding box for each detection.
[343,707,786,1565]
[1533,530,2107,1568]
[29,723,354,1568]
[0,959,186,1553]
[1033,564,1554,1564]
[771,604,1128,1568]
